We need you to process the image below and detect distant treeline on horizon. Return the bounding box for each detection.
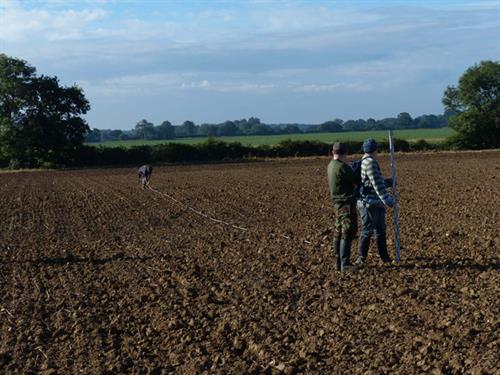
[86,111,452,143]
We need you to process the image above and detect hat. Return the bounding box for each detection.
[363,138,378,153]
[332,142,347,155]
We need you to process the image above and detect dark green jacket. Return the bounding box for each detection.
[327,159,360,203]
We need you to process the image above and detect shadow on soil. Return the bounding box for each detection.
[382,257,500,272]
[5,254,499,272]
[30,252,156,266]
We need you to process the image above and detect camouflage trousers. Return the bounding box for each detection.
[333,200,358,241]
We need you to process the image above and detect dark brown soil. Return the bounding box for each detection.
[1,151,499,374]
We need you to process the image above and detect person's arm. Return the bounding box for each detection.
[364,158,393,206]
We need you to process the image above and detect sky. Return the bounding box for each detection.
[0,0,499,129]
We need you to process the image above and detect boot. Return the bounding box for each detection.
[376,235,392,263]
[339,239,356,272]
[333,238,341,271]
[355,235,370,265]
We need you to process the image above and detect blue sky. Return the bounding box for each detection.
[1,0,499,129]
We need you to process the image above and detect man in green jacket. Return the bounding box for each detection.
[327,142,361,271]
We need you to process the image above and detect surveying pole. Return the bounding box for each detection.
[389,130,401,262]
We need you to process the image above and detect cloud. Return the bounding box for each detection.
[3,0,496,65]
[249,5,381,34]
[431,0,499,10]
[85,72,277,97]
[84,72,188,97]
[1,0,498,127]
[211,83,275,93]
[180,80,275,93]
[0,0,107,42]
[292,82,372,93]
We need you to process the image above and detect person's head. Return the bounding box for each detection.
[332,142,348,160]
[363,138,378,156]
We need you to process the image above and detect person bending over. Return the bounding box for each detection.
[138,165,153,189]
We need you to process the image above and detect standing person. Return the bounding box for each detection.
[327,142,361,272]
[355,139,393,265]
[138,165,153,189]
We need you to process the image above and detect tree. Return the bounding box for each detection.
[366,118,377,129]
[396,112,413,129]
[414,114,447,129]
[0,54,90,167]
[134,119,155,139]
[85,128,102,142]
[109,129,124,140]
[342,119,365,131]
[377,117,397,130]
[238,119,253,135]
[218,121,240,136]
[318,119,343,132]
[249,122,272,135]
[199,123,218,137]
[156,120,175,139]
[178,120,196,137]
[282,124,302,134]
[443,60,500,149]
[247,117,261,126]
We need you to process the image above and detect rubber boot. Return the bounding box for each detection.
[376,235,392,263]
[339,239,355,272]
[355,235,370,265]
[333,238,341,271]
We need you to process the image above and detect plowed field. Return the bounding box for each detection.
[1,151,499,374]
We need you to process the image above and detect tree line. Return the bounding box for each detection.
[65,138,422,168]
[86,112,450,143]
[0,53,498,168]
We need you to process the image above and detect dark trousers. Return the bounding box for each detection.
[358,204,391,261]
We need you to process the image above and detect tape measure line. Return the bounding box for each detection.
[146,184,312,245]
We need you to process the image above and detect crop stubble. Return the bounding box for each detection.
[0,151,499,374]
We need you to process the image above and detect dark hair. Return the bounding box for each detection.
[332,141,347,155]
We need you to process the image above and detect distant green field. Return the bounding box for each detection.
[94,127,455,148]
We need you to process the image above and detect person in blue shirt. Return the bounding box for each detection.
[356,139,394,265]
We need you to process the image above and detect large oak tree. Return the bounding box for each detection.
[443,60,500,149]
[0,54,90,167]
